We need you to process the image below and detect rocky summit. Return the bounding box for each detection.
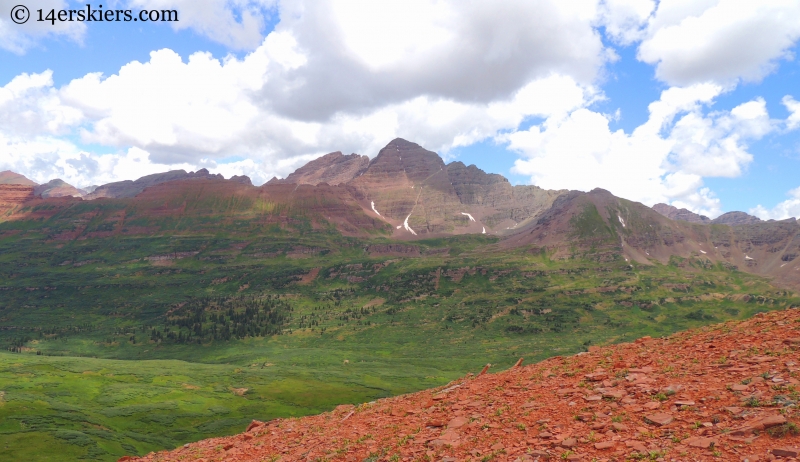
[267,151,369,186]
[125,308,800,462]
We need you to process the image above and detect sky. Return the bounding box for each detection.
[1,0,800,219]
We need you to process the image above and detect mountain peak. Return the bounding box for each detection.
[367,138,446,182]
[33,179,84,198]
[0,170,38,186]
[385,137,420,149]
[711,211,762,225]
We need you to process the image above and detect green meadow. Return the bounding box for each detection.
[1,229,797,460]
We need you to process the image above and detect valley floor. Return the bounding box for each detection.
[130,308,800,462]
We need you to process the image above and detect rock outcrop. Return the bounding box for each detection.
[125,308,800,462]
[229,175,253,186]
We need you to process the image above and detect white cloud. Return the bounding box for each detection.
[751,186,800,220]
[599,0,655,45]
[785,96,800,131]
[1,0,606,184]
[0,0,86,53]
[126,0,278,50]
[2,0,799,220]
[668,98,771,178]
[60,48,270,163]
[0,70,83,136]
[2,0,611,186]
[262,0,607,120]
[638,0,800,85]
[505,84,775,217]
[0,132,203,187]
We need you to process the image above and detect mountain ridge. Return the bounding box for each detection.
[2,138,799,289]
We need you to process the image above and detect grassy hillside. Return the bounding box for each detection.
[1,229,798,460]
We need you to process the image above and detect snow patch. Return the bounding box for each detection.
[461,212,475,222]
[618,215,625,228]
[371,201,381,216]
[781,263,787,267]
[396,225,402,229]
[482,227,486,234]
[745,255,754,260]
[700,250,706,254]
[403,214,417,236]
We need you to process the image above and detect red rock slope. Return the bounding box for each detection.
[126,309,800,462]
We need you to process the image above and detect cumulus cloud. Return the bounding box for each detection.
[3,0,800,217]
[0,0,86,53]
[0,70,83,136]
[638,0,800,85]
[751,186,800,220]
[505,84,774,217]
[14,0,605,175]
[60,48,270,163]
[260,0,607,120]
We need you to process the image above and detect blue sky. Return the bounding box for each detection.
[1,0,800,219]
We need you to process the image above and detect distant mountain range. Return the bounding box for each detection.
[652,203,763,225]
[1,138,798,289]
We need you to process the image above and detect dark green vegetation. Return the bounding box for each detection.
[1,228,797,460]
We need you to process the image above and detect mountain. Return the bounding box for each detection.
[653,204,764,226]
[504,187,800,289]
[343,138,565,236]
[0,170,37,186]
[712,210,763,225]
[33,178,84,198]
[267,151,369,185]
[1,175,388,240]
[264,139,563,237]
[125,308,800,462]
[1,138,799,289]
[652,203,710,223]
[3,139,800,461]
[85,168,250,199]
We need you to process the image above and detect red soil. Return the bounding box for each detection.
[127,309,800,461]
